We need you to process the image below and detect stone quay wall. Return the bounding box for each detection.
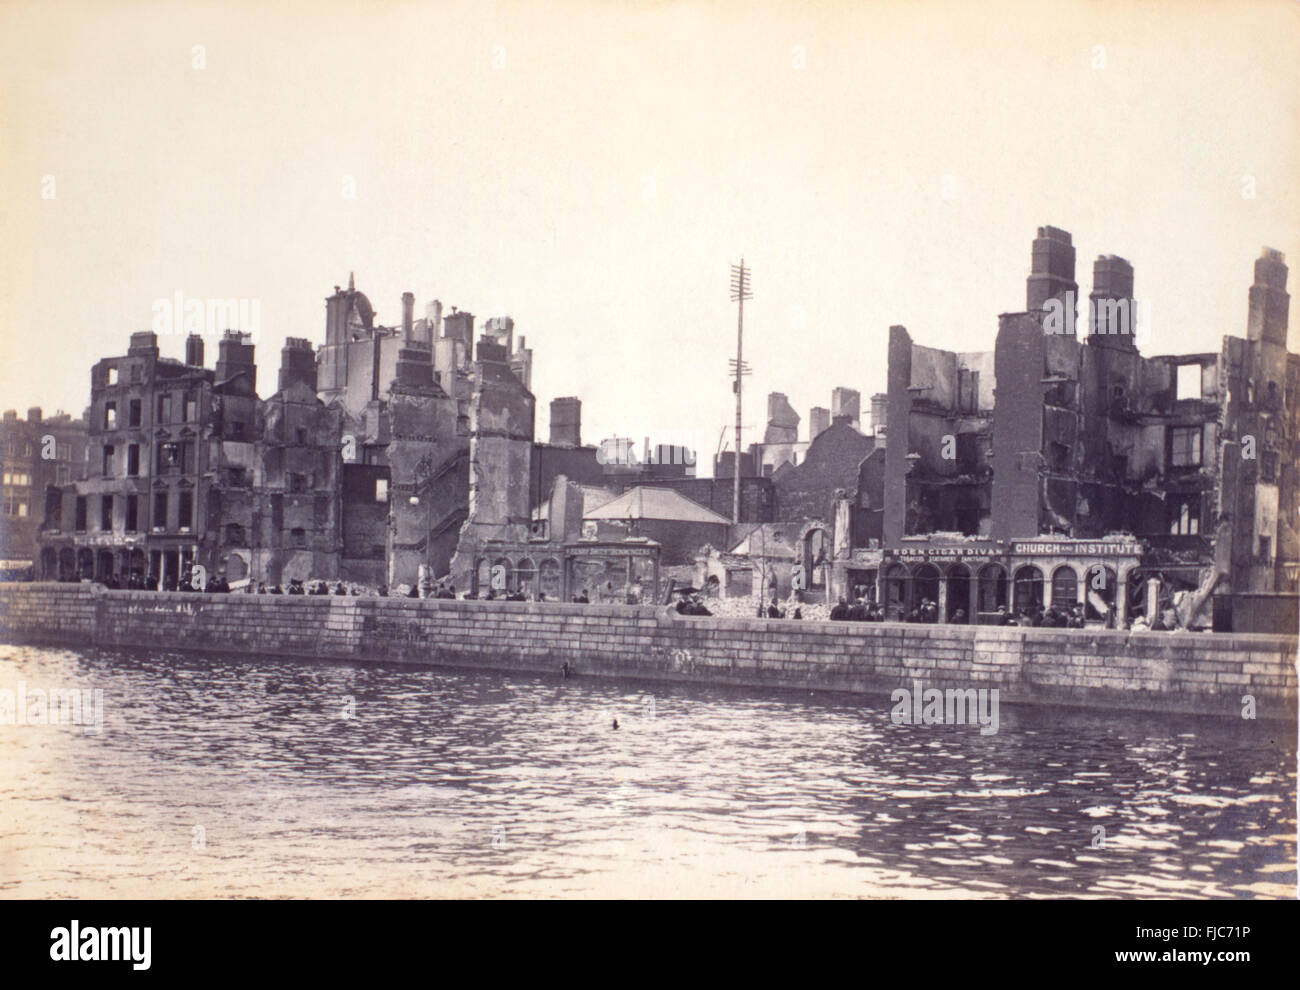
[0,583,1295,719]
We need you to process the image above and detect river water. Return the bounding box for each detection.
[0,643,1294,899]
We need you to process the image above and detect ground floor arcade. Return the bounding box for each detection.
[875,539,1145,625]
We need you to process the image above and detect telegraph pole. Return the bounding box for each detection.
[729,260,752,524]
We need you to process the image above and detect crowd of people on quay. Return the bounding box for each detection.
[37,567,1192,630]
[829,596,887,621]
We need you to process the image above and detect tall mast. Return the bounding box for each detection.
[729,259,752,524]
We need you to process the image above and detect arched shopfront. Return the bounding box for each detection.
[913,563,941,613]
[945,563,972,622]
[1012,565,1044,613]
[880,543,1142,625]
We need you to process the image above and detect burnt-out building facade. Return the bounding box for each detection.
[1217,248,1299,600]
[316,277,469,588]
[315,275,559,592]
[39,331,222,587]
[878,227,1298,630]
[37,331,345,589]
[222,338,346,587]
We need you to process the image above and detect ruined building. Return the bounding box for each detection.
[875,227,1297,631]
[313,275,547,590]
[37,331,343,588]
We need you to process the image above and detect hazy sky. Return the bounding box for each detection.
[2,0,1297,473]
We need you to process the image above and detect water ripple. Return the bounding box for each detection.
[0,643,1294,899]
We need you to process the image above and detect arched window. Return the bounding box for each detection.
[803,528,829,588]
[1050,566,1078,608]
[515,557,537,596]
[913,564,941,613]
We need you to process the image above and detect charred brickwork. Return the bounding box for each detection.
[312,276,552,591]
[854,447,886,546]
[447,334,537,590]
[1217,249,1298,596]
[878,326,995,542]
[235,353,344,586]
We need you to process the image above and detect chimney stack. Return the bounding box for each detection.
[401,292,415,343]
[484,315,514,355]
[831,387,860,428]
[1088,255,1137,350]
[443,309,475,352]
[185,333,205,367]
[425,299,443,345]
[215,330,256,392]
[27,407,42,424]
[1026,225,1078,313]
[1247,247,1289,349]
[870,392,888,436]
[128,332,160,359]
[809,406,830,441]
[549,397,582,446]
[278,338,317,392]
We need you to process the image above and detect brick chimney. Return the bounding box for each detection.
[278,338,317,392]
[550,397,582,446]
[1088,255,1136,350]
[1247,247,1289,349]
[1026,225,1078,313]
[185,333,205,367]
[215,330,256,392]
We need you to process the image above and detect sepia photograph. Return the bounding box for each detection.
[0,0,1296,967]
